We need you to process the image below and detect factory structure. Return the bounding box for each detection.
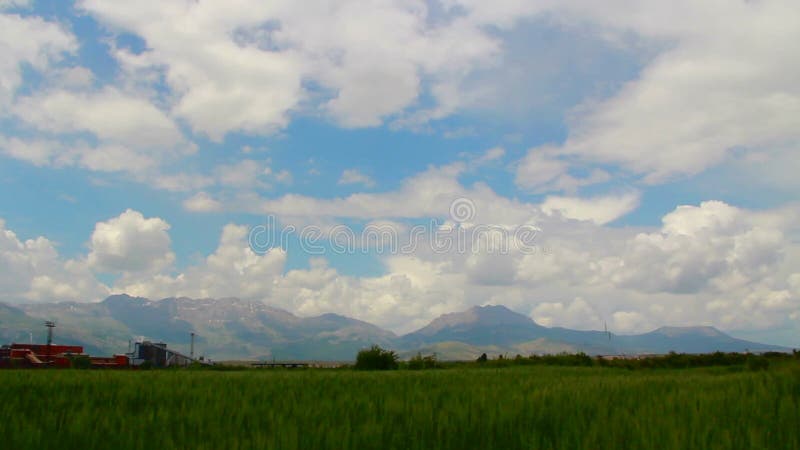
[0,322,211,369]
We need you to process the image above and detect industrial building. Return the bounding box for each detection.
[129,341,207,368]
[0,322,210,369]
[0,343,129,369]
[0,340,208,369]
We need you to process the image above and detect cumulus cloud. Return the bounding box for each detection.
[9,88,193,174]
[243,161,554,230]
[255,163,473,220]
[611,310,651,334]
[515,147,611,193]
[214,159,271,189]
[0,0,30,9]
[155,159,292,196]
[0,13,75,108]
[471,147,505,166]
[464,250,517,286]
[15,89,184,150]
[88,209,175,275]
[228,158,639,229]
[118,224,286,300]
[531,298,601,329]
[4,1,797,194]
[0,12,202,189]
[1,198,797,341]
[606,201,789,294]
[0,13,194,182]
[338,169,376,188]
[252,199,797,335]
[269,256,468,333]
[514,147,570,191]
[152,173,215,193]
[0,219,107,303]
[273,169,293,184]
[183,192,223,213]
[540,191,641,225]
[78,0,501,138]
[511,0,800,188]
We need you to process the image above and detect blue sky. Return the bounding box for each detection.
[1,0,798,345]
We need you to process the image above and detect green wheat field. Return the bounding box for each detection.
[2,365,798,450]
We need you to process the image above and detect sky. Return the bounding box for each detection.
[0,0,798,345]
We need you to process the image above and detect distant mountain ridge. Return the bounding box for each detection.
[402,305,548,347]
[0,296,790,361]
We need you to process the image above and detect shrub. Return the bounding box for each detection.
[355,345,398,371]
[69,355,91,370]
[746,356,769,371]
[407,353,438,370]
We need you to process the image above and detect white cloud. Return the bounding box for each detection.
[338,169,375,188]
[512,200,800,335]
[611,310,651,334]
[15,89,184,150]
[154,159,293,195]
[0,13,75,108]
[0,0,30,9]
[0,219,107,303]
[152,173,215,193]
[531,298,601,329]
[510,0,800,188]
[274,169,293,184]
[474,146,505,164]
[0,15,194,184]
[47,66,95,89]
[514,146,570,191]
[183,192,223,213]
[215,159,270,189]
[250,198,797,335]
[540,191,641,225]
[1,198,797,341]
[3,91,200,196]
[190,156,635,234]
[515,147,612,193]
[118,224,286,300]
[0,137,59,167]
[606,201,790,295]
[78,0,502,138]
[10,88,192,174]
[464,250,516,286]
[88,209,175,275]
[269,256,468,333]
[5,1,796,192]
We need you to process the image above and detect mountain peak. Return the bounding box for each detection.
[468,304,537,325]
[102,294,148,305]
[404,304,544,346]
[468,304,515,313]
[649,326,727,338]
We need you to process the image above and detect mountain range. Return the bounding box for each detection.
[0,295,790,361]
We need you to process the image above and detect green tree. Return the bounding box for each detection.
[69,355,91,370]
[355,345,399,370]
[408,352,438,370]
[746,355,769,371]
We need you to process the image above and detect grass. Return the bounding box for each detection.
[1,364,798,450]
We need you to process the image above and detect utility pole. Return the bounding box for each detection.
[190,332,195,360]
[45,321,55,364]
